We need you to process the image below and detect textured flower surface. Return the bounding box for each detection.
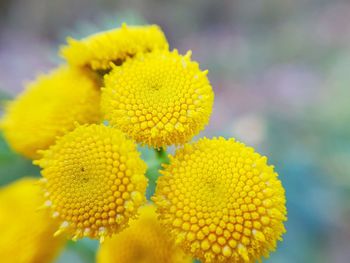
[153,137,287,263]
[0,66,101,159]
[60,24,169,70]
[0,178,65,263]
[97,204,192,263]
[34,124,148,242]
[101,50,214,148]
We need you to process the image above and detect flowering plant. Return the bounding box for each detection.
[0,23,286,263]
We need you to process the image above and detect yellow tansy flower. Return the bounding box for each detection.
[153,137,287,263]
[101,50,214,148]
[60,24,169,70]
[0,178,65,263]
[0,66,101,159]
[34,124,148,242]
[97,204,192,263]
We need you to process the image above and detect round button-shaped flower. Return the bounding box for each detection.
[60,24,169,70]
[153,137,287,263]
[0,178,65,263]
[101,50,214,148]
[0,66,101,159]
[34,124,148,242]
[97,204,192,263]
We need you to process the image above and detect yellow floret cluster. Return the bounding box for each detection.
[0,178,66,263]
[60,24,169,70]
[101,50,214,148]
[97,204,192,263]
[34,124,148,242]
[0,66,101,159]
[0,22,287,262]
[153,137,287,263]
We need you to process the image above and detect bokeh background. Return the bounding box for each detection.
[1,0,350,262]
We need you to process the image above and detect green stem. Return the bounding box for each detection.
[66,239,98,263]
[155,147,167,160]
[145,147,169,200]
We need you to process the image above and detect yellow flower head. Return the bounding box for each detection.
[60,24,169,70]
[34,124,148,242]
[0,66,101,159]
[0,178,65,263]
[101,50,214,148]
[97,204,192,263]
[153,137,287,263]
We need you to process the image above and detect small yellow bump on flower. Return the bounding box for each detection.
[0,178,65,262]
[96,204,192,263]
[34,124,148,241]
[153,137,287,263]
[0,66,101,159]
[238,244,249,262]
[222,245,232,257]
[60,24,169,70]
[101,50,214,148]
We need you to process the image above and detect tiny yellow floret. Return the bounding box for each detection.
[101,50,214,148]
[0,66,101,159]
[34,124,148,242]
[153,137,287,263]
[0,178,65,263]
[97,204,192,263]
[60,24,169,70]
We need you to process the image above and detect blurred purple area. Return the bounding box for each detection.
[1,0,350,262]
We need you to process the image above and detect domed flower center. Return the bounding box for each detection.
[153,137,287,263]
[34,124,148,242]
[101,50,214,148]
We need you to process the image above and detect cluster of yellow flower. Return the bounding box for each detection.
[0,23,287,263]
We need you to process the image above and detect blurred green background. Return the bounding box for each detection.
[1,0,350,262]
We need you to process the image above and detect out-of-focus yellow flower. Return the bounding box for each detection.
[101,50,214,148]
[0,66,101,159]
[153,137,287,263]
[34,124,148,242]
[97,204,192,263]
[0,178,65,263]
[60,24,169,70]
